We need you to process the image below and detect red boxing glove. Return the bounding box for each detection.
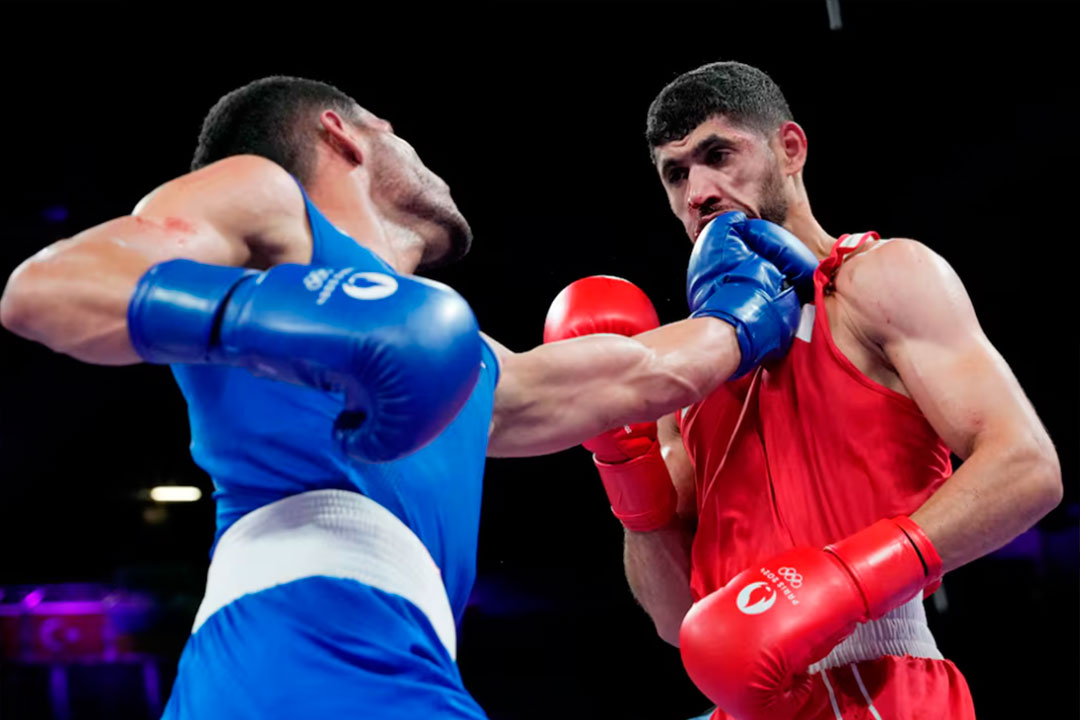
[543,275,660,342]
[584,422,677,531]
[543,276,675,532]
[679,517,942,720]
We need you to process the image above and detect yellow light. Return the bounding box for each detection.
[149,486,202,503]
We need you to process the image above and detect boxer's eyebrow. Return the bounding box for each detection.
[659,156,684,176]
[691,135,738,160]
[659,135,739,175]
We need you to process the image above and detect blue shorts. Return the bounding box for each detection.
[163,576,488,719]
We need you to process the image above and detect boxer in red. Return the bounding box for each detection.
[545,62,1062,719]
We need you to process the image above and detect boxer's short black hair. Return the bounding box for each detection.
[192,76,361,183]
[646,61,792,158]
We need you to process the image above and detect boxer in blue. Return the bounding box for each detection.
[0,76,815,718]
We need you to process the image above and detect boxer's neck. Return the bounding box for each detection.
[782,176,835,260]
[372,220,425,275]
[305,174,423,275]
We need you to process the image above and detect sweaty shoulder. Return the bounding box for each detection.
[134,155,312,268]
[833,238,975,344]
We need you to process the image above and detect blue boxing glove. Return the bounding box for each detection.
[687,212,816,378]
[127,260,482,463]
[739,218,818,304]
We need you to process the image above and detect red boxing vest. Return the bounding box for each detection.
[681,233,953,601]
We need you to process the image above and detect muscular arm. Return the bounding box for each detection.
[487,316,738,457]
[624,412,697,646]
[841,240,1062,571]
[0,155,309,364]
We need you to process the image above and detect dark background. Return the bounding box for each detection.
[1,1,1077,718]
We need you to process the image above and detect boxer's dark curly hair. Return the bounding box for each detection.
[645,61,792,159]
[192,76,361,184]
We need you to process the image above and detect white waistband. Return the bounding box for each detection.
[192,489,457,659]
[808,595,942,673]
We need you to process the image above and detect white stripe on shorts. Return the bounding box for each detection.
[191,489,458,659]
[851,664,883,720]
[820,669,844,720]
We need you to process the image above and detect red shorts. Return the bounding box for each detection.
[708,656,975,720]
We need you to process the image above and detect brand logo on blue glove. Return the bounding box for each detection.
[341,272,399,301]
[736,581,777,615]
[304,268,333,291]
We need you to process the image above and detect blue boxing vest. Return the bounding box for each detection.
[171,180,496,621]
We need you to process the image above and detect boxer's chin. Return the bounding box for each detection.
[421,208,472,269]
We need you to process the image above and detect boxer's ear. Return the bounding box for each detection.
[320,109,365,166]
[775,121,808,176]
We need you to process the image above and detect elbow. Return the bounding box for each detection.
[2,237,81,341]
[1011,440,1064,522]
[656,617,683,647]
[648,600,692,648]
[1,258,65,345]
[0,265,38,338]
[1031,450,1063,518]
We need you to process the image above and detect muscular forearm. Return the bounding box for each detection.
[911,434,1062,573]
[1,216,244,364]
[635,317,740,410]
[570,316,739,427]
[490,318,738,457]
[624,516,695,646]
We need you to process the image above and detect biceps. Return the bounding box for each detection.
[888,332,1039,459]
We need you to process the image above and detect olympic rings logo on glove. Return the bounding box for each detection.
[777,567,803,588]
[303,268,333,292]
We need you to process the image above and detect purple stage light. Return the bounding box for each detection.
[41,206,69,223]
[990,528,1043,561]
[466,575,554,616]
[1,583,160,663]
